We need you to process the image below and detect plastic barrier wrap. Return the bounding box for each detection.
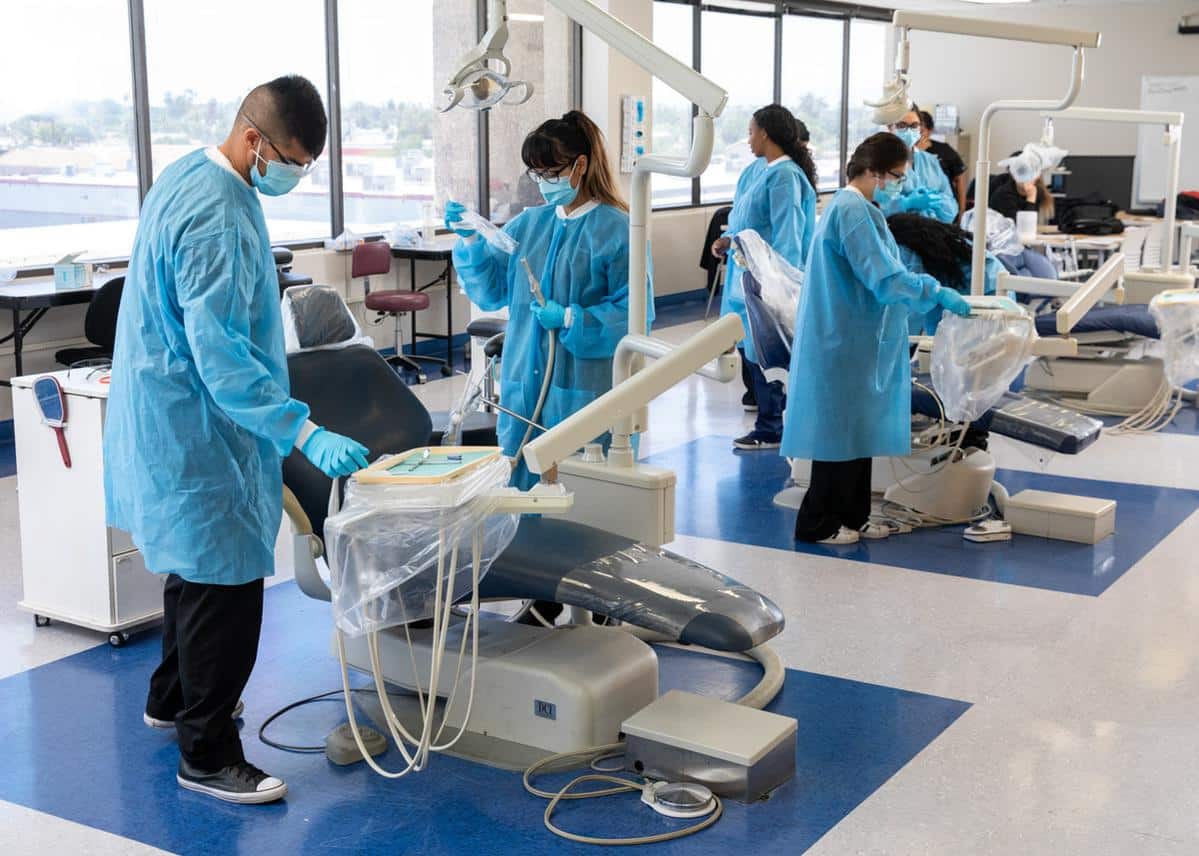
[932,305,1036,423]
[1149,291,1199,388]
[732,229,803,340]
[457,209,519,254]
[325,454,519,636]
[960,208,1025,257]
[282,285,373,353]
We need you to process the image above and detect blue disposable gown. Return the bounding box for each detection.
[719,157,816,363]
[880,148,959,224]
[104,149,309,585]
[781,187,948,462]
[453,202,652,488]
[898,246,1002,335]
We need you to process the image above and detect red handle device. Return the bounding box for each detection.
[54,426,71,469]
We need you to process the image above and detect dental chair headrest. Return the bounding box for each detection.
[282,285,374,354]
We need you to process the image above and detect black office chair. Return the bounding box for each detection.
[55,275,125,368]
[273,247,314,296]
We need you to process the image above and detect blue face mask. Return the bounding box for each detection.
[535,165,580,208]
[250,141,307,197]
[895,128,921,149]
[875,175,905,201]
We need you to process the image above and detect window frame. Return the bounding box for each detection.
[651,0,892,210]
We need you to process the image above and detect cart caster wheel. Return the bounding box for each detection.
[34,615,51,628]
[439,365,453,377]
[108,632,129,648]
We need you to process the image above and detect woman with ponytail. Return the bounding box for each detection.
[711,104,817,451]
[445,110,651,489]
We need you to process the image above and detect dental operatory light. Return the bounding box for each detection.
[440,0,534,112]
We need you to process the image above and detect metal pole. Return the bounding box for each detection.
[773,6,783,106]
[691,2,702,206]
[325,0,345,237]
[477,0,491,216]
[838,17,851,186]
[126,0,153,202]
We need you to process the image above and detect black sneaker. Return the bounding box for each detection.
[177,759,287,804]
[733,431,781,450]
[741,392,758,412]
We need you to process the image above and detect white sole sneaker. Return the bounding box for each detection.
[176,773,287,805]
[817,526,860,545]
[145,699,244,729]
[859,524,892,540]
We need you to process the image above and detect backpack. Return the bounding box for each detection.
[1055,193,1124,236]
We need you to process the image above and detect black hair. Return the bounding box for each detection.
[752,104,819,190]
[521,110,626,211]
[919,110,935,132]
[887,213,972,290]
[846,132,910,180]
[264,75,327,159]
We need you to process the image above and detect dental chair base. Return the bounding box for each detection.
[557,452,677,547]
[1024,355,1165,415]
[339,618,658,765]
[1122,270,1196,305]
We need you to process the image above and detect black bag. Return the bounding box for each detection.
[1158,191,1199,220]
[1055,193,1124,235]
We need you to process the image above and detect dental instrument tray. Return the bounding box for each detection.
[354,446,503,485]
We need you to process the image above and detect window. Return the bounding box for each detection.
[650,1,695,208]
[143,0,332,243]
[698,8,774,204]
[340,0,477,234]
[847,20,890,153]
[782,16,845,191]
[486,2,576,223]
[0,0,139,267]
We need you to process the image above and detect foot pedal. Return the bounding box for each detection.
[963,520,1013,543]
[325,722,388,766]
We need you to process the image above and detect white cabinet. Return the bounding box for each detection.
[13,369,163,645]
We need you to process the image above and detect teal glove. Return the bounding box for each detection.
[900,189,933,213]
[301,427,370,478]
[531,299,567,331]
[444,200,476,238]
[937,288,972,318]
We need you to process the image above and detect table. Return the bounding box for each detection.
[391,235,460,371]
[0,273,120,385]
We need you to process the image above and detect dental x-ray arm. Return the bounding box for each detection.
[882,12,1100,296]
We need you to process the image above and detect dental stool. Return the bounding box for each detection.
[466,316,507,410]
[353,241,441,383]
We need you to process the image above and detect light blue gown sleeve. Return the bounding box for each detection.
[925,162,959,224]
[841,217,943,314]
[453,235,513,312]
[766,171,808,269]
[559,237,636,359]
[175,231,310,458]
[983,253,1002,295]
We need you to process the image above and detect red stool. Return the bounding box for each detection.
[353,241,445,383]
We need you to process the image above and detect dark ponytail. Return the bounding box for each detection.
[521,109,627,212]
[752,104,818,191]
[847,132,910,181]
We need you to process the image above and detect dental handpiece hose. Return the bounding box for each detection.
[515,256,556,464]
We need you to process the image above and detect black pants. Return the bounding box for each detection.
[795,458,873,542]
[146,574,265,771]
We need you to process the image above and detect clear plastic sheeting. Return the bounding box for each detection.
[441,371,487,446]
[281,285,373,354]
[731,229,803,340]
[960,208,1024,257]
[999,142,1068,184]
[1149,290,1199,388]
[931,302,1036,423]
[458,208,519,255]
[325,455,518,637]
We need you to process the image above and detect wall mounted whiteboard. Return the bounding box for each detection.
[1135,75,1198,206]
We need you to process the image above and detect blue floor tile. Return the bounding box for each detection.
[0,582,968,855]
[643,435,1199,597]
[0,441,14,478]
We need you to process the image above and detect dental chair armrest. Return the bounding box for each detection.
[283,484,332,602]
[283,484,315,538]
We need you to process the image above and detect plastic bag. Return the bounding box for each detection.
[931,301,1035,423]
[388,225,422,248]
[999,142,1068,184]
[457,208,519,255]
[1149,290,1199,388]
[324,454,519,637]
[731,229,802,339]
[282,285,373,354]
[441,371,486,446]
[324,229,362,252]
[960,208,1025,257]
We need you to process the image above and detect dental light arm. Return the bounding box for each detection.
[884,12,1100,296]
[441,0,533,112]
[523,315,743,478]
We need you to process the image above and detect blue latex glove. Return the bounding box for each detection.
[531,299,567,331]
[444,200,476,238]
[301,427,370,478]
[937,288,972,318]
[900,189,934,213]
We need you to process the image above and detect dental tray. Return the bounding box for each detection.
[354,446,503,485]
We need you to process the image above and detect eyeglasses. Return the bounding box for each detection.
[886,169,908,183]
[242,114,314,173]
[890,121,921,132]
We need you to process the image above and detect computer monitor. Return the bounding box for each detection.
[1053,155,1136,211]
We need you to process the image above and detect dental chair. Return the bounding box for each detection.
[280,286,784,758]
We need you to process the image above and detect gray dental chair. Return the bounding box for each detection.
[281,285,783,652]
